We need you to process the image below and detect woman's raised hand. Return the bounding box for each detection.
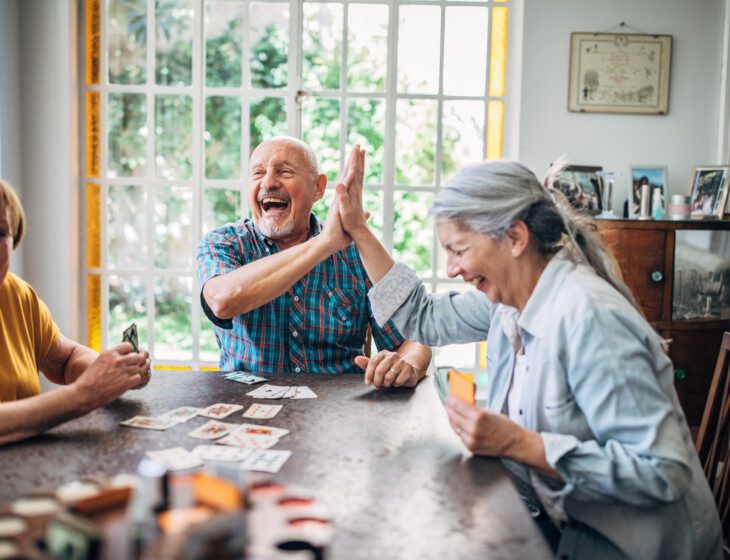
[337,146,370,236]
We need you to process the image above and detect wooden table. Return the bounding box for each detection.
[0,372,551,559]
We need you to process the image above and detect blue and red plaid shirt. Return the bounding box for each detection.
[196,215,405,374]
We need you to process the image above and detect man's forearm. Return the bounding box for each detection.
[203,235,334,319]
[63,345,98,385]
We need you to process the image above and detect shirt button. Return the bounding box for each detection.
[265,247,270,253]
[293,331,298,337]
[293,296,299,302]
[341,316,347,321]
[266,240,272,246]
[294,367,301,373]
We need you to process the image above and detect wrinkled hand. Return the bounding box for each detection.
[337,146,369,236]
[445,396,524,457]
[355,350,421,389]
[74,343,151,408]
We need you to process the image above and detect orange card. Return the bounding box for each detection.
[449,369,475,404]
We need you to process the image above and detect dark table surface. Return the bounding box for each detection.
[0,371,551,559]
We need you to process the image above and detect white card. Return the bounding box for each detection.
[282,386,297,399]
[146,447,203,471]
[217,432,280,449]
[187,420,237,440]
[198,403,244,419]
[242,403,282,419]
[191,445,253,462]
[158,406,201,422]
[240,450,292,473]
[246,384,290,399]
[291,386,318,399]
[120,415,178,430]
[233,423,289,439]
[224,372,269,385]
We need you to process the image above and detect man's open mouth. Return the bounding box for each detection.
[260,196,290,213]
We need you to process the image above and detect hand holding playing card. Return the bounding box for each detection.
[121,323,152,390]
[356,350,420,390]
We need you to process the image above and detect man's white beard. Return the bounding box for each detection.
[257,219,295,240]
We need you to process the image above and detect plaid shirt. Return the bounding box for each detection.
[196,215,405,374]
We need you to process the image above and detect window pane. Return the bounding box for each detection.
[154,185,193,269]
[302,3,343,91]
[347,4,387,92]
[108,93,147,178]
[155,0,193,86]
[441,100,485,183]
[250,3,289,88]
[312,188,334,222]
[443,7,488,96]
[434,283,477,368]
[347,98,385,184]
[250,97,287,153]
[489,6,508,97]
[395,99,437,186]
[108,184,147,269]
[205,1,243,87]
[205,96,242,180]
[203,188,241,233]
[109,275,147,350]
[200,307,220,363]
[108,0,147,84]
[364,190,383,242]
[397,6,440,94]
[154,276,192,360]
[302,97,340,182]
[155,95,192,180]
[393,191,434,275]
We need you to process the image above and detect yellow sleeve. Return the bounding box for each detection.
[32,295,61,370]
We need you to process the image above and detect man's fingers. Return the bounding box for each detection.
[354,355,369,372]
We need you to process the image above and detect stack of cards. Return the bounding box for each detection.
[218,423,289,449]
[433,368,475,405]
[246,384,317,400]
[224,372,268,385]
[122,323,139,353]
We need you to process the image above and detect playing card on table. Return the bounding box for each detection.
[246,384,291,399]
[242,403,282,419]
[191,445,253,462]
[120,415,178,430]
[198,403,244,419]
[217,432,280,449]
[233,423,289,439]
[146,447,203,471]
[158,406,200,422]
[224,372,269,385]
[240,450,292,473]
[291,386,317,399]
[122,322,139,353]
[188,420,237,440]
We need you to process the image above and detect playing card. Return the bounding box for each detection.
[120,415,178,430]
[233,423,289,439]
[191,445,253,462]
[188,420,237,440]
[122,322,139,353]
[224,372,269,385]
[242,403,282,419]
[281,386,297,399]
[146,447,203,471]
[239,450,292,473]
[198,403,244,419]
[217,432,280,449]
[158,407,201,422]
[291,386,317,399]
[246,384,291,399]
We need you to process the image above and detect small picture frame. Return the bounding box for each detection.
[627,166,667,218]
[689,166,730,219]
[554,165,603,215]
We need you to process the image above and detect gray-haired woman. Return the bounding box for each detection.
[332,148,721,559]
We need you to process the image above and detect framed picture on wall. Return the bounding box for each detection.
[568,32,672,115]
[627,166,667,218]
[688,166,730,219]
[554,165,603,215]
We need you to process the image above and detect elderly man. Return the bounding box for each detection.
[196,136,431,387]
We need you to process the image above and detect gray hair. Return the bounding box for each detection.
[431,160,640,312]
[253,136,321,176]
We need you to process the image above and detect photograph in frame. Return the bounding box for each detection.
[568,33,672,115]
[554,165,603,215]
[688,166,730,219]
[626,166,667,218]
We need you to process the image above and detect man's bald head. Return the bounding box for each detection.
[251,136,320,178]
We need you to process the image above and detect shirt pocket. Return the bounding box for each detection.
[323,284,366,342]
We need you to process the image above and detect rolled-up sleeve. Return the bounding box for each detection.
[196,227,244,329]
[543,307,692,507]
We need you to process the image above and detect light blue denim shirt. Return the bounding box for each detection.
[369,252,722,560]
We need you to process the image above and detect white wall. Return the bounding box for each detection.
[519,0,726,204]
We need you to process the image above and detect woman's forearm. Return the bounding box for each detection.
[350,225,395,284]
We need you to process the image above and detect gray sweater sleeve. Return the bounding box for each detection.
[368,262,493,346]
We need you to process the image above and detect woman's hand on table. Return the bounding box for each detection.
[355,350,421,389]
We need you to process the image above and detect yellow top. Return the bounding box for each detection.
[0,272,60,402]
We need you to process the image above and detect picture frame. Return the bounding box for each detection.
[554,165,603,215]
[568,32,672,115]
[688,166,730,219]
[627,166,667,218]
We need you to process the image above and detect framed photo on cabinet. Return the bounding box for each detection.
[688,166,730,219]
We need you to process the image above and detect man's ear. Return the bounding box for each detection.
[505,220,530,257]
[313,174,327,201]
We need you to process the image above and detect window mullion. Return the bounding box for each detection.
[432,0,446,288]
[191,0,204,368]
[289,0,302,137]
[145,0,156,358]
[382,0,399,254]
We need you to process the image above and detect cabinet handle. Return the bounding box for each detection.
[651,271,663,282]
[675,368,687,381]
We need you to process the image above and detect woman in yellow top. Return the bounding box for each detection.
[0,179,151,444]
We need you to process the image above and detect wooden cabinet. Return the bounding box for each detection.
[595,219,730,426]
